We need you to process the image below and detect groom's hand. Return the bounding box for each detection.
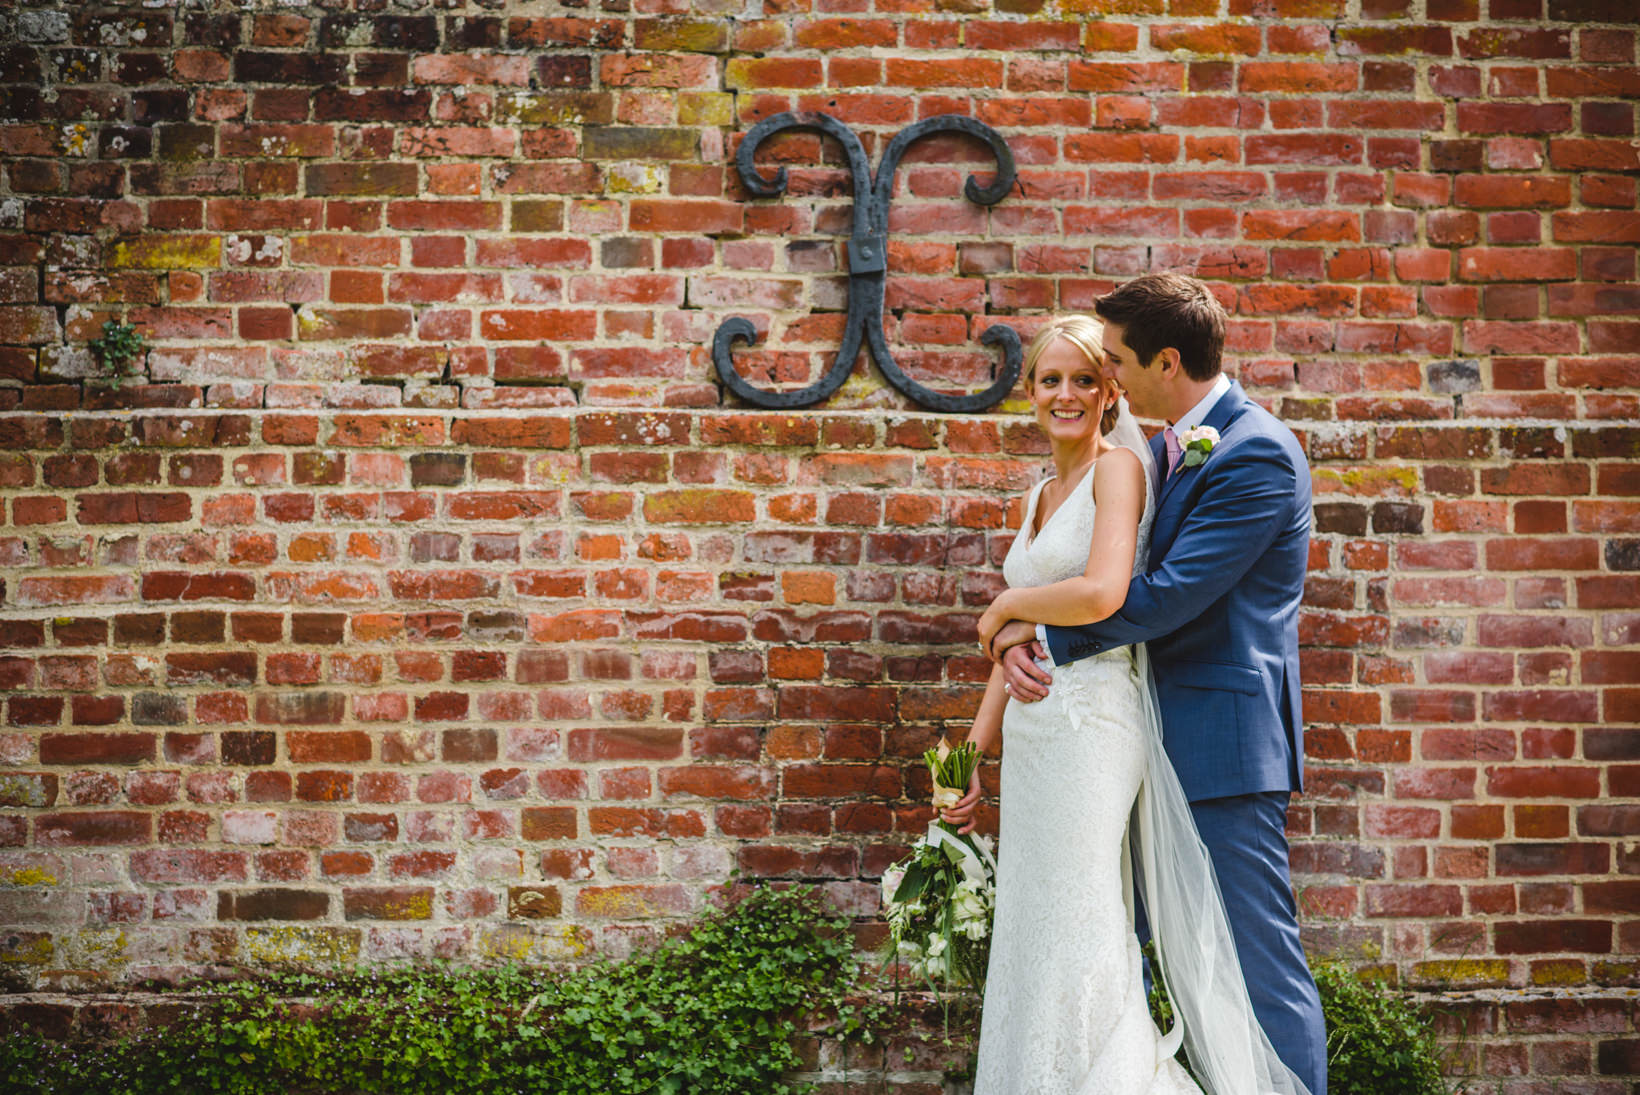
[1001,642,1052,703]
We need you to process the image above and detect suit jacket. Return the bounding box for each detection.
[1042,381,1311,803]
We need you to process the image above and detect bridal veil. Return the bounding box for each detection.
[1106,404,1311,1095]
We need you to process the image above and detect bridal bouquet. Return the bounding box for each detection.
[880,741,996,992]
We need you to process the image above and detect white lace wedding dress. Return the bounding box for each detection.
[973,458,1199,1095]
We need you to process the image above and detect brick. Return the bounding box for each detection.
[40,733,155,765]
[582,127,698,161]
[217,889,329,922]
[343,886,433,921]
[35,811,150,846]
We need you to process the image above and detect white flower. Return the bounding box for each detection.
[954,890,986,922]
[1179,425,1219,468]
[926,932,947,958]
[881,866,906,905]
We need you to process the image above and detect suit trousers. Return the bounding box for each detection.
[1136,791,1327,1094]
[1191,791,1328,1095]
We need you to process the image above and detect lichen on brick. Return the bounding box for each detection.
[58,929,129,970]
[3,866,59,887]
[1,932,55,966]
[603,163,666,196]
[109,236,223,271]
[478,923,589,963]
[0,776,53,810]
[244,927,362,966]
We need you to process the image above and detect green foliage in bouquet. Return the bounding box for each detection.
[881,740,996,1006]
[882,839,992,992]
[0,887,878,1095]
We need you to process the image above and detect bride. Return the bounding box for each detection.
[941,317,1307,1095]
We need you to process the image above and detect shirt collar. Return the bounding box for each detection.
[1171,373,1231,433]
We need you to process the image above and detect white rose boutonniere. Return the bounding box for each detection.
[1179,425,1219,468]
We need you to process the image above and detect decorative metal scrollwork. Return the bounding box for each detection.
[711,113,1021,414]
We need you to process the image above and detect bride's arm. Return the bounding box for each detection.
[962,662,1008,754]
[940,662,1007,833]
[977,447,1145,653]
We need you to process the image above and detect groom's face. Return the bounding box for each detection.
[1101,321,1166,421]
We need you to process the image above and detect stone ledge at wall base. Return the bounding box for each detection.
[1423,986,1640,1095]
[2,988,1637,1094]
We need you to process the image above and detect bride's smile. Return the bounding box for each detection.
[1029,337,1118,481]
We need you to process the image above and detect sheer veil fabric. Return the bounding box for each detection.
[1107,402,1311,1095]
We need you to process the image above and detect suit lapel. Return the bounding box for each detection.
[1152,380,1250,543]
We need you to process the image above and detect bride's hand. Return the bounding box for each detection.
[976,593,1017,656]
[983,618,1036,664]
[940,764,983,835]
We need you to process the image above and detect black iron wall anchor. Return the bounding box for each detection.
[710,112,1022,414]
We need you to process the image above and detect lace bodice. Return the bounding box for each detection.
[1003,454,1154,592]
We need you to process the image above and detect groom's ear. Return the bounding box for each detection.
[1154,346,1184,379]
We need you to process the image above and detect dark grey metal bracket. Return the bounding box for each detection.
[711,113,1021,414]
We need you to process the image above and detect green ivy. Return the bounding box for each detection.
[0,886,881,1095]
[87,320,148,388]
[0,889,1455,1095]
[1314,960,1450,1095]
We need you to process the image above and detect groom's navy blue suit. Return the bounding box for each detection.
[1042,380,1327,1095]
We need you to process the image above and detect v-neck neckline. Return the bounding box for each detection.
[1025,461,1096,550]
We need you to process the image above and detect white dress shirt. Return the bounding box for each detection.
[1030,373,1233,665]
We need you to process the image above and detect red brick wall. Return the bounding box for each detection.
[1,1,1637,1085]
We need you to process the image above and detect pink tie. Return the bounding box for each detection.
[1163,425,1183,479]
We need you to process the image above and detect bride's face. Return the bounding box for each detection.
[1030,338,1111,445]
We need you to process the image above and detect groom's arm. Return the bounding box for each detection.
[1042,434,1302,665]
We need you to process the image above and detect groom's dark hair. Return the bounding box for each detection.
[1094,273,1225,383]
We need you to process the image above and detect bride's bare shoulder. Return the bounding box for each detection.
[1089,448,1146,517]
[1093,445,1145,486]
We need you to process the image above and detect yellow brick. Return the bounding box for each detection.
[678,92,734,127]
[110,235,222,270]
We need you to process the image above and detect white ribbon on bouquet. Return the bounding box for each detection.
[925,819,997,885]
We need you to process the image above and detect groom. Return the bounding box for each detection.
[989,273,1327,1094]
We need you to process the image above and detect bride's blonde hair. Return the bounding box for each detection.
[1022,315,1120,436]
